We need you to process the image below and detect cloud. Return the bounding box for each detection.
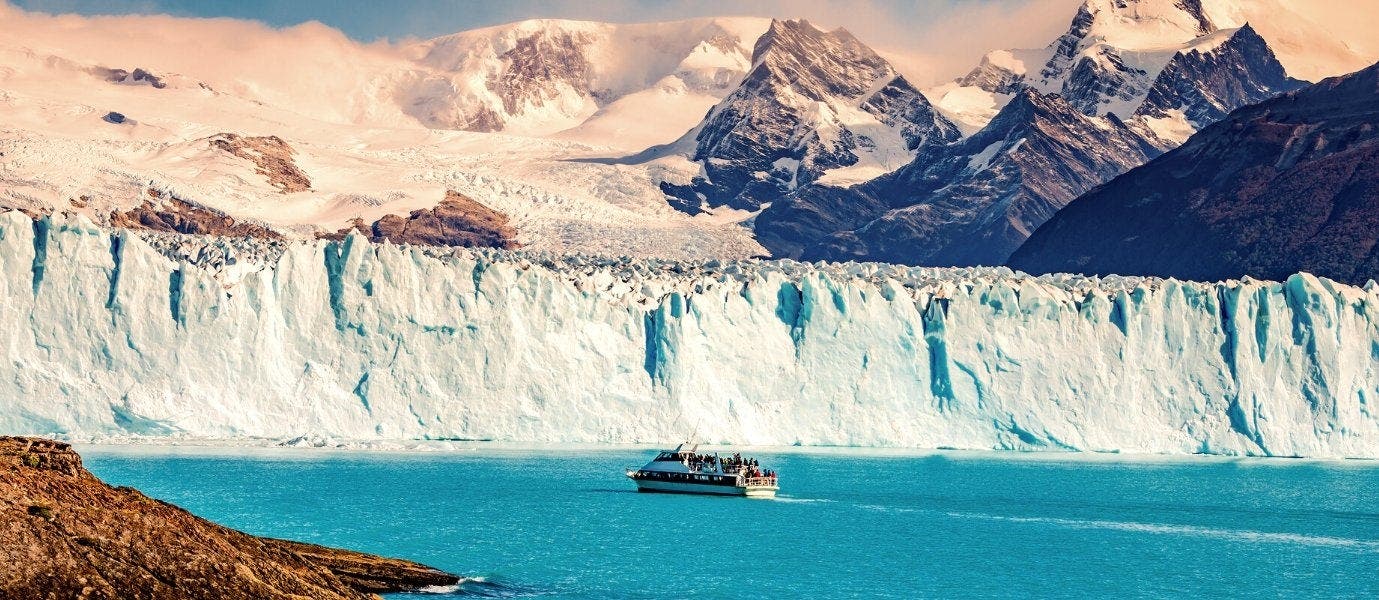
[5,0,1375,94]
[423,0,1085,86]
[0,1,416,124]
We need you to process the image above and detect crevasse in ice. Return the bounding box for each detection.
[2,211,1377,457]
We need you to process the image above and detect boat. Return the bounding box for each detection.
[625,443,779,497]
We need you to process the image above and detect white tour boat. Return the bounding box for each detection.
[626,444,779,497]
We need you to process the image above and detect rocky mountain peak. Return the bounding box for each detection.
[780,84,1157,266]
[1072,0,1219,44]
[744,19,892,101]
[1133,22,1305,144]
[659,18,956,214]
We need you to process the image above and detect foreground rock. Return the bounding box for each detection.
[0,437,458,599]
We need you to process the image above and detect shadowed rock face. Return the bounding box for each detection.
[495,30,594,117]
[209,133,312,194]
[1010,63,1379,284]
[109,189,283,239]
[325,191,519,249]
[0,436,459,599]
[1135,24,1306,137]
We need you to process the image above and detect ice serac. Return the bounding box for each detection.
[4,211,1379,457]
[659,19,958,214]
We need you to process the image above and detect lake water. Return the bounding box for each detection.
[79,446,1379,599]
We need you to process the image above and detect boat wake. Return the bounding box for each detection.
[945,512,1379,551]
[768,496,837,504]
[406,576,544,598]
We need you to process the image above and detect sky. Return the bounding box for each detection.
[9,0,1075,42]
[6,0,1086,84]
[7,0,1375,86]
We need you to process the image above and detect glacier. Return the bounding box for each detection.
[2,210,1379,457]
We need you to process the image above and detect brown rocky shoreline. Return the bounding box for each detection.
[0,436,459,599]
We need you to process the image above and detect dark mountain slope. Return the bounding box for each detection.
[1009,62,1379,284]
[767,89,1158,266]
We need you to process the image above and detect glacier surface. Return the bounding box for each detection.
[3,210,1379,457]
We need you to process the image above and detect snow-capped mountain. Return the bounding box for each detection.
[401,18,770,145]
[930,0,1309,141]
[657,19,958,213]
[757,89,1159,264]
[1131,24,1302,144]
[0,10,774,261]
[0,1,1370,267]
[753,0,1305,266]
[1010,61,1379,284]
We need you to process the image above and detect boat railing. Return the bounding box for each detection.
[743,476,778,487]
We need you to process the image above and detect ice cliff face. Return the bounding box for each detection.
[4,211,1379,457]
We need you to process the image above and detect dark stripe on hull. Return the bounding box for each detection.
[635,486,744,496]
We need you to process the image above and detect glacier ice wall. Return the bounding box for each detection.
[2,211,1379,457]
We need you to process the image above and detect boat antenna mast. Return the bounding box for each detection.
[686,418,702,454]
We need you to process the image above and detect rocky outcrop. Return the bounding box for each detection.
[1009,62,1379,284]
[109,189,282,239]
[0,436,459,599]
[94,67,167,89]
[494,30,595,119]
[209,133,312,194]
[325,191,518,249]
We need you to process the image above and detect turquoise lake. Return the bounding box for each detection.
[79,447,1379,599]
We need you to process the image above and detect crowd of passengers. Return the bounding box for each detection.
[685,452,777,480]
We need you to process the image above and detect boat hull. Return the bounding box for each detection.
[631,478,777,497]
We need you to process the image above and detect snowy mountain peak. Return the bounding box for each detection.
[1070,0,1219,50]
[936,0,1303,135]
[658,18,958,214]
[745,19,891,98]
[1133,22,1304,144]
[402,17,770,137]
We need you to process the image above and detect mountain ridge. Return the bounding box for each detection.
[1009,61,1379,284]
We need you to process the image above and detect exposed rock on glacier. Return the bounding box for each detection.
[3,211,1379,457]
[323,191,518,250]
